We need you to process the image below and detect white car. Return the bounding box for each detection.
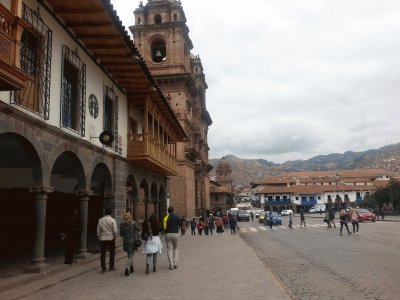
[281,209,293,216]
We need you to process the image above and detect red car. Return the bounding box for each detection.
[357,208,376,222]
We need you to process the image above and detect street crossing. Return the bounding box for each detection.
[239,223,328,233]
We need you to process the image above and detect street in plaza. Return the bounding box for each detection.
[240,215,400,300]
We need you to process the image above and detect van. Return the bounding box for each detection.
[309,205,326,213]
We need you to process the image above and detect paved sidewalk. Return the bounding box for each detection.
[1,231,291,300]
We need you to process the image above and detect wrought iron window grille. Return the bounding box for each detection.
[103,85,119,152]
[11,3,52,120]
[60,45,86,136]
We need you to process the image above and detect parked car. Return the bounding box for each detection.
[264,212,282,226]
[281,209,293,216]
[236,210,251,221]
[259,211,270,223]
[357,208,376,222]
[255,210,263,218]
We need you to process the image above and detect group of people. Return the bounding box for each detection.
[95,206,182,276]
[189,211,240,236]
[324,206,361,235]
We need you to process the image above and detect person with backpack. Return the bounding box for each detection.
[215,216,224,234]
[329,208,336,228]
[339,206,351,236]
[350,208,360,235]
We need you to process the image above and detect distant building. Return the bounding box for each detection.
[253,169,394,213]
[210,159,234,211]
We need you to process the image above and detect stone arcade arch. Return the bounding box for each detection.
[134,179,149,222]
[126,174,138,218]
[0,132,46,273]
[88,163,112,252]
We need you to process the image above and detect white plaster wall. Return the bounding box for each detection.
[13,0,129,157]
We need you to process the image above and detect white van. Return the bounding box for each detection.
[309,205,326,213]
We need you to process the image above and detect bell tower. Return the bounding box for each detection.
[130,0,212,218]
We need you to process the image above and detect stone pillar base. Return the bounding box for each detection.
[23,262,50,273]
[75,250,90,259]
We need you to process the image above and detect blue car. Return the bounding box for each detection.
[264,212,282,226]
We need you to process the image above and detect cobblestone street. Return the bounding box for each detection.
[241,217,400,300]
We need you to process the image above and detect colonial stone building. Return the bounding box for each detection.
[0,0,186,273]
[130,0,213,218]
[210,159,234,212]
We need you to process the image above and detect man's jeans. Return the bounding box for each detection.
[100,239,115,270]
[165,233,179,267]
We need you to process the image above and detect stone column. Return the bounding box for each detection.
[75,190,92,259]
[24,186,53,273]
[103,193,115,213]
[144,197,149,220]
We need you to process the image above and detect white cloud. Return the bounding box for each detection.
[111,0,400,163]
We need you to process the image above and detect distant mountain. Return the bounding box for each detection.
[209,143,400,188]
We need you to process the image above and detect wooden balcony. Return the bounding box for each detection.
[127,134,178,176]
[0,4,29,91]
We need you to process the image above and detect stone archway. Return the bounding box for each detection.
[88,163,112,252]
[134,179,149,222]
[126,175,138,220]
[48,151,85,257]
[0,133,44,272]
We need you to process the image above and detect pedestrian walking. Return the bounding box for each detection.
[300,209,306,228]
[250,211,254,221]
[329,208,336,228]
[197,219,204,235]
[350,208,360,235]
[339,206,351,236]
[97,207,117,273]
[266,212,273,229]
[288,212,293,229]
[163,206,182,270]
[180,216,188,236]
[228,214,237,235]
[143,214,163,274]
[208,216,215,235]
[64,208,79,265]
[190,217,197,235]
[215,216,224,234]
[119,212,141,276]
[223,214,229,230]
[324,210,330,228]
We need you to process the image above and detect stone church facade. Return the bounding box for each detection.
[130,0,213,218]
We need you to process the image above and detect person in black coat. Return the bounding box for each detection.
[64,208,79,264]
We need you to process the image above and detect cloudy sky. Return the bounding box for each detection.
[111,0,400,163]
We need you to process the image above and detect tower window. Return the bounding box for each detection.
[137,17,141,24]
[173,13,178,21]
[154,14,162,24]
[151,38,166,63]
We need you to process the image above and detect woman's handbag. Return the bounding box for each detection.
[134,238,142,248]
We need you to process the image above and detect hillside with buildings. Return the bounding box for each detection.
[209,143,400,188]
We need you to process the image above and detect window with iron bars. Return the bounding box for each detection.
[12,3,52,119]
[104,85,118,151]
[60,45,86,136]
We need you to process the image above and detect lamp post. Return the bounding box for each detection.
[335,173,342,211]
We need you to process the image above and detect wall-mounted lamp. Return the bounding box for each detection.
[90,131,114,146]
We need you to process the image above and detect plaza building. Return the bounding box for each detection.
[210,159,234,212]
[130,0,213,218]
[0,0,186,273]
[253,169,394,213]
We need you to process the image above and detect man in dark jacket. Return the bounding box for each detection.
[163,206,182,270]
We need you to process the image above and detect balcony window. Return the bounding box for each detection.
[12,3,52,119]
[61,46,86,135]
[104,86,118,151]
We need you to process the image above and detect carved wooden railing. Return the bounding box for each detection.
[0,3,17,65]
[127,133,178,175]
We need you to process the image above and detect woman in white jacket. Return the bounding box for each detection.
[142,214,163,274]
